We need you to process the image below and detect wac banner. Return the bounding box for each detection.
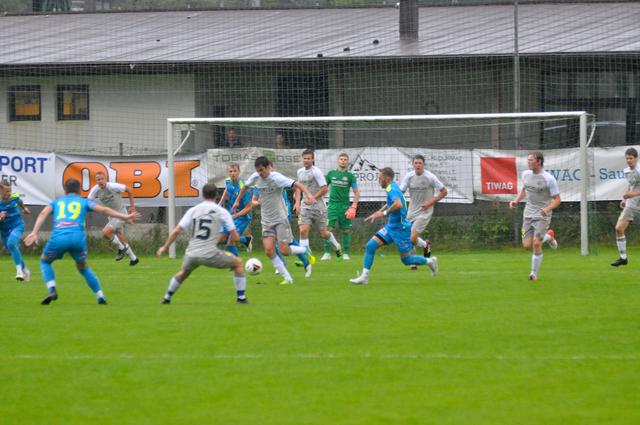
[207,147,475,203]
[0,150,55,204]
[55,153,208,207]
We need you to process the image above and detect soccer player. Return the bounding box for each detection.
[321,152,360,261]
[0,181,31,281]
[233,156,315,285]
[611,147,640,266]
[275,187,311,276]
[350,167,438,285]
[156,183,248,304]
[217,163,254,256]
[294,149,342,276]
[509,151,560,281]
[87,171,139,265]
[399,154,448,268]
[24,179,139,305]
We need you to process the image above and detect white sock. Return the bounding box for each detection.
[416,237,427,248]
[234,272,247,297]
[617,236,627,259]
[16,264,23,273]
[165,277,181,299]
[46,280,56,290]
[299,239,309,248]
[270,255,292,282]
[110,236,125,250]
[542,233,551,243]
[531,252,543,276]
[325,232,340,250]
[361,268,370,278]
[288,245,307,255]
[96,290,105,299]
[126,245,137,261]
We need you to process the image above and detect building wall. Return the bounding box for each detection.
[0,74,195,155]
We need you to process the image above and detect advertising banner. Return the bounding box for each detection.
[0,150,55,205]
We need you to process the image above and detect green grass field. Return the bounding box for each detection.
[1,248,639,425]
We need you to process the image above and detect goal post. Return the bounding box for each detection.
[166,112,592,258]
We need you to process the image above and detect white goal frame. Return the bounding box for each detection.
[166,112,591,258]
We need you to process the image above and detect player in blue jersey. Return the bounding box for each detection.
[350,167,438,285]
[24,179,139,305]
[0,181,31,281]
[217,163,254,256]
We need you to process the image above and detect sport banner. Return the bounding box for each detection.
[473,146,632,202]
[55,153,208,207]
[207,147,475,203]
[0,150,55,205]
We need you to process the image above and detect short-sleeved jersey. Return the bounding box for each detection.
[297,165,327,210]
[399,170,445,220]
[0,193,24,231]
[224,178,253,221]
[624,165,640,209]
[385,181,410,230]
[178,200,235,257]
[246,171,294,226]
[88,182,126,212]
[49,194,96,235]
[326,169,357,205]
[521,170,560,218]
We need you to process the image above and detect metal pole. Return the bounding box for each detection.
[167,120,176,259]
[513,0,521,149]
[579,113,589,256]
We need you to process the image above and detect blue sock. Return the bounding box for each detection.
[290,240,309,267]
[239,236,249,246]
[401,255,428,266]
[6,234,24,268]
[226,245,240,256]
[40,259,55,287]
[364,238,379,270]
[78,267,101,294]
[275,245,286,266]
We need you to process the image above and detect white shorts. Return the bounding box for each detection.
[107,217,125,232]
[409,212,433,234]
[299,207,327,231]
[262,220,293,244]
[181,250,236,273]
[522,216,551,240]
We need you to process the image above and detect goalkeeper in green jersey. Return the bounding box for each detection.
[322,153,360,261]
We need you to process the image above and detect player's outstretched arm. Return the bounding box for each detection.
[293,181,315,206]
[124,186,136,212]
[18,199,30,215]
[156,226,184,256]
[218,188,229,207]
[232,186,248,212]
[93,204,140,224]
[24,205,53,246]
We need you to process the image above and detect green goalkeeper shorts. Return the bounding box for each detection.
[327,203,352,229]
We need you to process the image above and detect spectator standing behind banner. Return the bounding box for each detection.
[222,129,243,148]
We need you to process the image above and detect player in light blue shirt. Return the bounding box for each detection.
[218,163,254,256]
[24,179,139,305]
[0,181,31,281]
[350,167,438,285]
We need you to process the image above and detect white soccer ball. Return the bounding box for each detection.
[245,258,263,275]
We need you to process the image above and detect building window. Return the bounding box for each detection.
[57,85,89,121]
[9,85,41,122]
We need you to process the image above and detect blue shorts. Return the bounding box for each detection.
[375,224,413,254]
[220,218,250,236]
[43,232,88,263]
[1,223,24,247]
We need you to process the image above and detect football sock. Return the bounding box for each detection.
[226,245,240,256]
[234,272,247,299]
[364,238,379,270]
[401,255,428,266]
[165,276,182,299]
[79,267,102,293]
[6,233,24,268]
[96,290,105,299]
[46,280,56,293]
[275,245,286,265]
[239,236,249,246]
[323,239,332,254]
[416,237,428,249]
[126,245,137,261]
[531,252,543,276]
[542,233,551,243]
[40,259,55,283]
[616,236,627,259]
[342,232,351,254]
[288,245,307,256]
[270,255,292,282]
[16,264,23,274]
[110,236,125,250]
[289,241,309,267]
[325,232,340,250]
[299,238,310,248]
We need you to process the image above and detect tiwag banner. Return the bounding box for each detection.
[55,153,208,207]
[207,147,475,203]
[473,146,633,202]
[0,150,55,204]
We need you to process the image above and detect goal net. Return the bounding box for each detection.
[167,112,597,258]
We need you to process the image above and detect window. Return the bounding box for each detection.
[57,85,89,120]
[9,85,41,121]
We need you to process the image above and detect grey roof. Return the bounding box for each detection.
[1,3,639,65]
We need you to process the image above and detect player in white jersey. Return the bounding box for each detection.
[156,183,248,304]
[611,148,640,267]
[294,149,342,277]
[87,172,139,266]
[509,151,560,281]
[399,154,448,268]
[233,156,315,285]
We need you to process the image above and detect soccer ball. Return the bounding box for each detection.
[245,258,263,275]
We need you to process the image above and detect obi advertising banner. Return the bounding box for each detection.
[207,147,475,203]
